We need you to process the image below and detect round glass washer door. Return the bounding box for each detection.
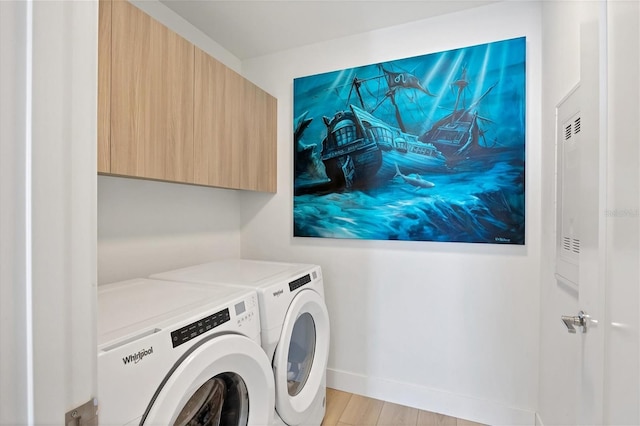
[141,333,274,425]
[273,289,330,425]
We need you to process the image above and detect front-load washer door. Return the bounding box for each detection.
[273,289,330,425]
[141,334,274,426]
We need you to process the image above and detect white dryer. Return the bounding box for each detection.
[97,278,275,425]
[152,260,330,426]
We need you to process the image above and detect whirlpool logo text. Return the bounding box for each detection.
[122,347,153,365]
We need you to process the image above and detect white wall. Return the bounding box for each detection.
[240,3,542,425]
[1,2,30,423]
[97,1,246,285]
[1,1,98,423]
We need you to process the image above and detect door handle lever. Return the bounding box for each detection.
[561,310,587,333]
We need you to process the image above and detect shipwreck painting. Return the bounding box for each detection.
[293,37,526,244]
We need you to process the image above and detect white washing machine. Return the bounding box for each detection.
[97,278,275,425]
[151,260,330,426]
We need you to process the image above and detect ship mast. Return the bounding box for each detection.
[350,73,408,133]
[387,89,407,133]
[351,77,366,109]
[450,66,469,125]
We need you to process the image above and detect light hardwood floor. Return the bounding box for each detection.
[322,388,487,426]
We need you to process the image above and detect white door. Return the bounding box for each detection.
[559,3,640,425]
[601,1,640,424]
[273,289,330,425]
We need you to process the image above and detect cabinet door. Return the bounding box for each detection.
[194,48,241,189]
[110,0,194,183]
[195,48,277,192]
[241,80,277,192]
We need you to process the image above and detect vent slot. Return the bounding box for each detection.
[565,124,572,140]
[574,117,581,134]
[563,236,572,251]
[572,238,581,254]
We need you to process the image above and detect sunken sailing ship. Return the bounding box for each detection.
[295,66,498,192]
[418,67,499,158]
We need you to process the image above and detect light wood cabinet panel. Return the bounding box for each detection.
[225,65,245,189]
[110,0,194,183]
[193,48,221,186]
[194,49,241,189]
[194,48,277,192]
[240,79,277,192]
[97,0,111,173]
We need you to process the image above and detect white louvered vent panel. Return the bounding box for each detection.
[560,113,581,261]
[556,86,581,287]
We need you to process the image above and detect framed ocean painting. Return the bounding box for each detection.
[293,37,526,244]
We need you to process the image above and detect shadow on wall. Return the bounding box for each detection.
[97,175,242,284]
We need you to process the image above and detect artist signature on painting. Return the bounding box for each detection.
[495,237,512,243]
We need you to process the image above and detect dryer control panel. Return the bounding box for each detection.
[289,274,311,291]
[288,269,320,292]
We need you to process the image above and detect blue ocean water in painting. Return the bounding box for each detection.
[293,37,526,244]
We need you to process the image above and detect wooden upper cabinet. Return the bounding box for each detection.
[240,77,277,192]
[110,0,194,183]
[194,48,241,189]
[194,48,277,192]
[98,0,276,192]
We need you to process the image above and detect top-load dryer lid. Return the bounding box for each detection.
[97,278,253,347]
[152,259,316,288]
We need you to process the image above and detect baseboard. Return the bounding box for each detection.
[326,368,536,426]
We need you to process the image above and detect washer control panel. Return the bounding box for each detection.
[170,308,230,348]
[236,294,258,328]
